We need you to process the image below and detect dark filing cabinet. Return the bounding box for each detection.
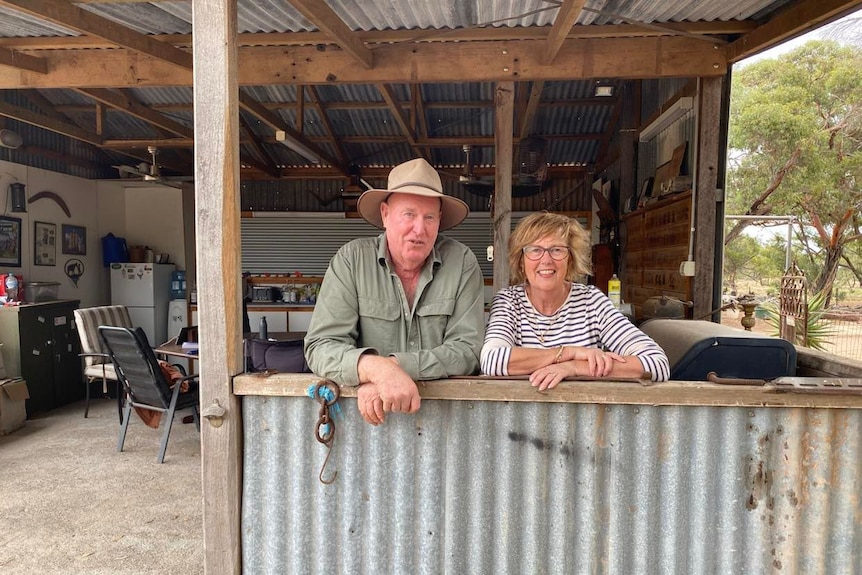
[0,300,82,416]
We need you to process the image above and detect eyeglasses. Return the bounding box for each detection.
[522,245,569,261]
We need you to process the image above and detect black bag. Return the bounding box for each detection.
[246,338,310,373]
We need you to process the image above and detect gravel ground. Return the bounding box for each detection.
[0,398,203,575]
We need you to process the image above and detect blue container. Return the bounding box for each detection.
[101,233,128,267]
[171,270,187,299]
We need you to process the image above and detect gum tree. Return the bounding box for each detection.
[726,41,862,302]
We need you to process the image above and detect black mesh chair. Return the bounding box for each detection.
[99,326,200,464]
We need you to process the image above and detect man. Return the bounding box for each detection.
[304,158,484,425]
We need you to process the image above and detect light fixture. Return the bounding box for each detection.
[0,129,23,149]
[275,130,321,164]
[639,97,693,142]
[595,85,614,97]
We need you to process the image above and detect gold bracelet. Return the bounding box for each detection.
[553,346,565,363]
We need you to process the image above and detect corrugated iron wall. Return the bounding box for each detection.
[243,396,862,574]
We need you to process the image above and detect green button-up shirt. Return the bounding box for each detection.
[304,233,484,386]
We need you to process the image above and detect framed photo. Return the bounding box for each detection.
[34,221,57,266]
[0,215,22,267]
[61,224,87,255]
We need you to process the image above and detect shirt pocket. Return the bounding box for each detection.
[416,298,456,345]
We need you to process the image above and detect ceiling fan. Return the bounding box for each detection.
[458,139,550,198]
[113,146,194,188]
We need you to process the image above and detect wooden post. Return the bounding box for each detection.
[692,76,724,321]
[192,0,243,572]
[493,81,514,292]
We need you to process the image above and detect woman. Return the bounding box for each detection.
[481,212,670,389]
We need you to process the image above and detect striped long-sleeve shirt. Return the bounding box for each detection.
[481,283,670,381]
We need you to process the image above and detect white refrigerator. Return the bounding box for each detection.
[110,263,175,346]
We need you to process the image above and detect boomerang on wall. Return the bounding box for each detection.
[28,191,71,218]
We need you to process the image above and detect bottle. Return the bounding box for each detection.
[5,273,18,302]
[258,316,268,340]
[608,274,621,309]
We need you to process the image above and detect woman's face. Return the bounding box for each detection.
[522,233,569,291]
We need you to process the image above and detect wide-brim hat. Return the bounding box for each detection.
[357,158,469,231]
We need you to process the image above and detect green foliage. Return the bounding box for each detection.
[727,40,862,297]
[761,290,836,351]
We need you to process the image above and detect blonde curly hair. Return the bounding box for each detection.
[508,211,591,285]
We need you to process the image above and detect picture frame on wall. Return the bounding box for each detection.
[0,215,22,267]
[61,224,87,255]
[34,221,57,266]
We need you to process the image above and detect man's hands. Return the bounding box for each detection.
[355,354,421,425]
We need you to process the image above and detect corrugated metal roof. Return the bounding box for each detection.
[242,396,862,574]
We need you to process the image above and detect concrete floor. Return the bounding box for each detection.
[0,398,203,574]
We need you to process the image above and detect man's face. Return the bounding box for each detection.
[380,193,442,271]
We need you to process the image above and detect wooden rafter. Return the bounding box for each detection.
[237,92,347,174]
[376,83,427,161]
[239,115,280,178]
[0,46,47,74]
[283,0,372,69]
[0,100,102,146]
[519,81,545,138]
[727,0,862,62]
[305,86,349,168]
[75,88,193,138]
[543,0,587,65]
[0,22,758,51]
[0,0,193,69]
[411,83,431,159]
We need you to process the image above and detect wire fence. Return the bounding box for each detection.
[818,312,862,361]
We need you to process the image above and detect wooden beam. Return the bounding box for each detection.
[0,36,727,89]
[0,0,193,69]
[0,46,47,74]
[239,115,281,178]
[519,81,545,138]
[0,21,759,51]
[191,0,241,572]
[284,0,372,69]
[411,83,431,158]
[493,82,514,292]
[727,0,862,63]
[295,85,304,134]
[237,92,347,174]
[376,83,426,160]
[75,88,194,138]
[543,0,587,65]
[692,76,725,320]
[0,100,102,145]
[306,86,349,167]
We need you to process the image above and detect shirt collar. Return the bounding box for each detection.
[375,232,443,274]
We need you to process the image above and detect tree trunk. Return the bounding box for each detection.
[813,245,843,305]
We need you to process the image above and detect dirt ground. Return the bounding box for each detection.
[0,398,203,575]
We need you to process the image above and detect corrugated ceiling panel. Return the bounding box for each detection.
[243,398,862,574]
[240,211,588,276]
[0,7,78,36]
[80,2,191,34]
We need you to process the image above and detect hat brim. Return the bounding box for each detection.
[357,187,469,231]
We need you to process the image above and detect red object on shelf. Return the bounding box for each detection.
[0,274,23,301]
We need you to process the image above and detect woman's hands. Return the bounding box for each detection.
[529,347,625,391]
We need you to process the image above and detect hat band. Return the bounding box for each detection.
[390,180,442,194]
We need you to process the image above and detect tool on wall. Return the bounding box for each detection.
[27,190,71,218]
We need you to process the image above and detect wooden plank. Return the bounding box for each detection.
[0,22,760,51]
[0,100,102,145]
[0,0,192,69]
[543,0,587,65]
[191,0,242,572]
[0,46,47,74]
[693,76,724,320]
[232,373,862,410]
[493,81,514,292]
[0,36,727,89]
[284,0,373,69]
[727,0,862,63]
[76,88,193,138]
